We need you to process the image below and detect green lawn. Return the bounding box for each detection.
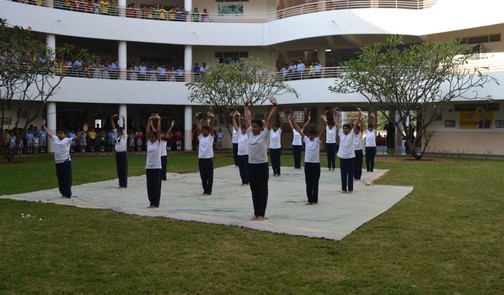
[1,152,503,294]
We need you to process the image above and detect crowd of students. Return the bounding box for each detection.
[3,123,185,155]
[14,0,210,22]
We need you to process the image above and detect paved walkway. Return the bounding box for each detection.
[2,166,413,241]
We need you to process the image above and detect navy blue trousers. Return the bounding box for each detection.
[292,145,302,169]
[270,148,281,175]
[365,147,376,172]
[237,154,249,185]
[232,143,238,166]
[199,158,214,195]
[354,149,363,180]
[146,169,162,207]
[304,162,320,203]
[326,143,336,169]
[115,151,128,187]
[249,162,269,217]
[340,157,355,192]
[55,161,72,198]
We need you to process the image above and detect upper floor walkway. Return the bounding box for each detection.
[2,0,503,47]
[5,0,437,23]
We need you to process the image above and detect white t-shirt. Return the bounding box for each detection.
[337,129,356,159]
[365,129,377,147]
[292,129,302,146]
[303,136,321,163]
[198,134,214,159]
[326,126,336,144]
[353,132,364,151]
[146,140,162,169]
[269,128,282,149]
[237,132,249,156]
[160,140,167,157]
[113,130,127,152]
[52,135,73,164]
[247,127,269,164]
[232,128,239,144]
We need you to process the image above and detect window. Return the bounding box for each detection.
[215,52,248,64]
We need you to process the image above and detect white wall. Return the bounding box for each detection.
[3,0,504,47]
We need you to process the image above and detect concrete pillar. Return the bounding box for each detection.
[341,111,348,126]
[47,102,57,153]
[46,34,56,59]
[185,0,192,18]
[119,104,127,129]
[118,41,127,80]
[46,0,53,8]
[118,0,126,17]
[184,105,193,151]
[184,45,192,82]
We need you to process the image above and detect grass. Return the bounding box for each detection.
[1,152,504,294]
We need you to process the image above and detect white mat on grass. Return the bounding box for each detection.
[2,166,413,241]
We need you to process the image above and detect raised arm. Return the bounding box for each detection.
[72,122,89,142]
[353,107,362,133]
[244,102,251,129]
[194,112,202,135]
[319,114,327,140]
[332,107,340,129]
[206,111,215,133]
[370,112,377,129]
[289,114,304,139]
[166,120,175,137]
[265,97,278,131]
[232,111,240,131]
[121,114,126,130]
[153,113,161,141]
[146,114,153,134]
[111,114,118,130]
[41,119,53,138]
[302,111,311,131]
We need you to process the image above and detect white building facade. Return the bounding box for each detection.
[1,0,503,155]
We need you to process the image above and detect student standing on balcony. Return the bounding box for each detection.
[41,119,88,199]
[244,97,278,221]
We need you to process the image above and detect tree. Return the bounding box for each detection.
[0,19,93,162]
[329,35,497,159]
[186,57,298,135]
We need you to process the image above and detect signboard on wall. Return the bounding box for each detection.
[459,110,493,129]
[218,4,243,15]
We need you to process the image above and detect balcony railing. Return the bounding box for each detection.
[54,59,504,83]
[7,0,438,23]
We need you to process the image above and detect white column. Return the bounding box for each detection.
[119,104,127,128]
[46,34,56,59]
[118,0,126,17]
[184,105,193,151]
[185,0,192,21]
[118,41,127,80]
[184,45,192,82]
[341,111,348,126]
[47,102,57,153]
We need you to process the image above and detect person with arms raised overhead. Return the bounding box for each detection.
[244,97,278,221]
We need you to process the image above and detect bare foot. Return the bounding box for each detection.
[254,216,265,221]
